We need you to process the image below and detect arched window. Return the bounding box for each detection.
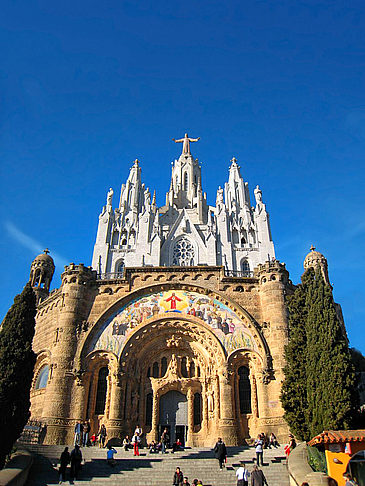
[193,393,202,426]
[161,357,168,377]
[172,237,195,266]
[146,393,153,426]
[241,259,250,276]
[241,236,246,246]
[147,367,151,377]
[181,357,188,378]
[184,172,188,191]
[238,366,251,414]
[189,361,195,378]
[116,260,124,275]
[35,365,49,389]
[152,361,159,378]
[95,367,109,415]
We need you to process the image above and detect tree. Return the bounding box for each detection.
[281,267,358,441]
[280,272,309,441]
[0,283,36,469]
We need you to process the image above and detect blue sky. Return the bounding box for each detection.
[1,1,364,352]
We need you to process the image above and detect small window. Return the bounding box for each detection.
[241,259,250,275]
[161,357,168,377]
[189,361,195,378]
[35,365,49,389]
[184,172,188,191]
[238,366,251,414]
[116,261,125,275]
[193,393,202,426]
[146,393,153,426]
[152,361,159,378]
[181,357,188,378]
[95,367,109,415]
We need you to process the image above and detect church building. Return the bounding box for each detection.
[28,134,330,446]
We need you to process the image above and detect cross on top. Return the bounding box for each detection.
[310,245,316,252]
[43,248,50,255]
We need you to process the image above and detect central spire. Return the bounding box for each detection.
[172,133,200,155]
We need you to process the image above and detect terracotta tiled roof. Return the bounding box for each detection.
[308,430,365,447]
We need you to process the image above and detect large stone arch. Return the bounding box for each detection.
[119,313,227,373]
[79,282,271,371]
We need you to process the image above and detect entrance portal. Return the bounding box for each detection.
[159,390,188,444]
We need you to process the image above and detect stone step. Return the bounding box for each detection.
[24,444,289,486]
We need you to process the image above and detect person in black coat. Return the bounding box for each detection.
[59,447,70,483]
[173,467,184,486]
[213,437,227,470]
[70,444,82,481]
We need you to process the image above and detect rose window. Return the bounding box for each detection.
[172,238,195,266]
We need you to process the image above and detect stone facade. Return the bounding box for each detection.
[29,136,295,446]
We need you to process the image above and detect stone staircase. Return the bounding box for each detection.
[24,444,289,486]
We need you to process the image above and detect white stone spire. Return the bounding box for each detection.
[92,138,275,275]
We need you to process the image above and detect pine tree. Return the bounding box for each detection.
[281,267,358,441]
[0,283,36,469]
[280,271,310,441]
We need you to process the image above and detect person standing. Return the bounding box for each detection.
[132,431,140,456]
[74,421,82,446]
[83,420,90,447]
[98,424,107,448]
[173,467,184,486]
[236,461,249,486]
[58,447,70,484]
[161,428,170,454]
[213,437,227,470]
[70,444,82,481]
[254,435,264,466]
[250,465,268,486]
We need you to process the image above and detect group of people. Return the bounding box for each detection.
[73,421,108,448]
[121,425,143,456]
[172,467,203,486]
[73,420,91,447]
[123,426,184,455]
[58,445,83,484]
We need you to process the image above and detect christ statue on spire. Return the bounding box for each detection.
[172,133,200,154]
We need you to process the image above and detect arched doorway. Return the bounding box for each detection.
[159,390,188,444]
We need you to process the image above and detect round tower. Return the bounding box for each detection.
[29,249,55,302]
[304,245,330,286]
[254,259,290,440]
[41,263,97,444]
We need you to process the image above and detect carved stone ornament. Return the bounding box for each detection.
[166,334,182,348]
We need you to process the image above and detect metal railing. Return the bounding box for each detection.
[224,269,254,278]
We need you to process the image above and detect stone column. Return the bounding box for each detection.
[69,372,89,421]
[218,366,238,445]
[151,390,159,441]
[251,375,259,419]
[108,372,124,439]
[186,388,194,446]
[214,375,220,420]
